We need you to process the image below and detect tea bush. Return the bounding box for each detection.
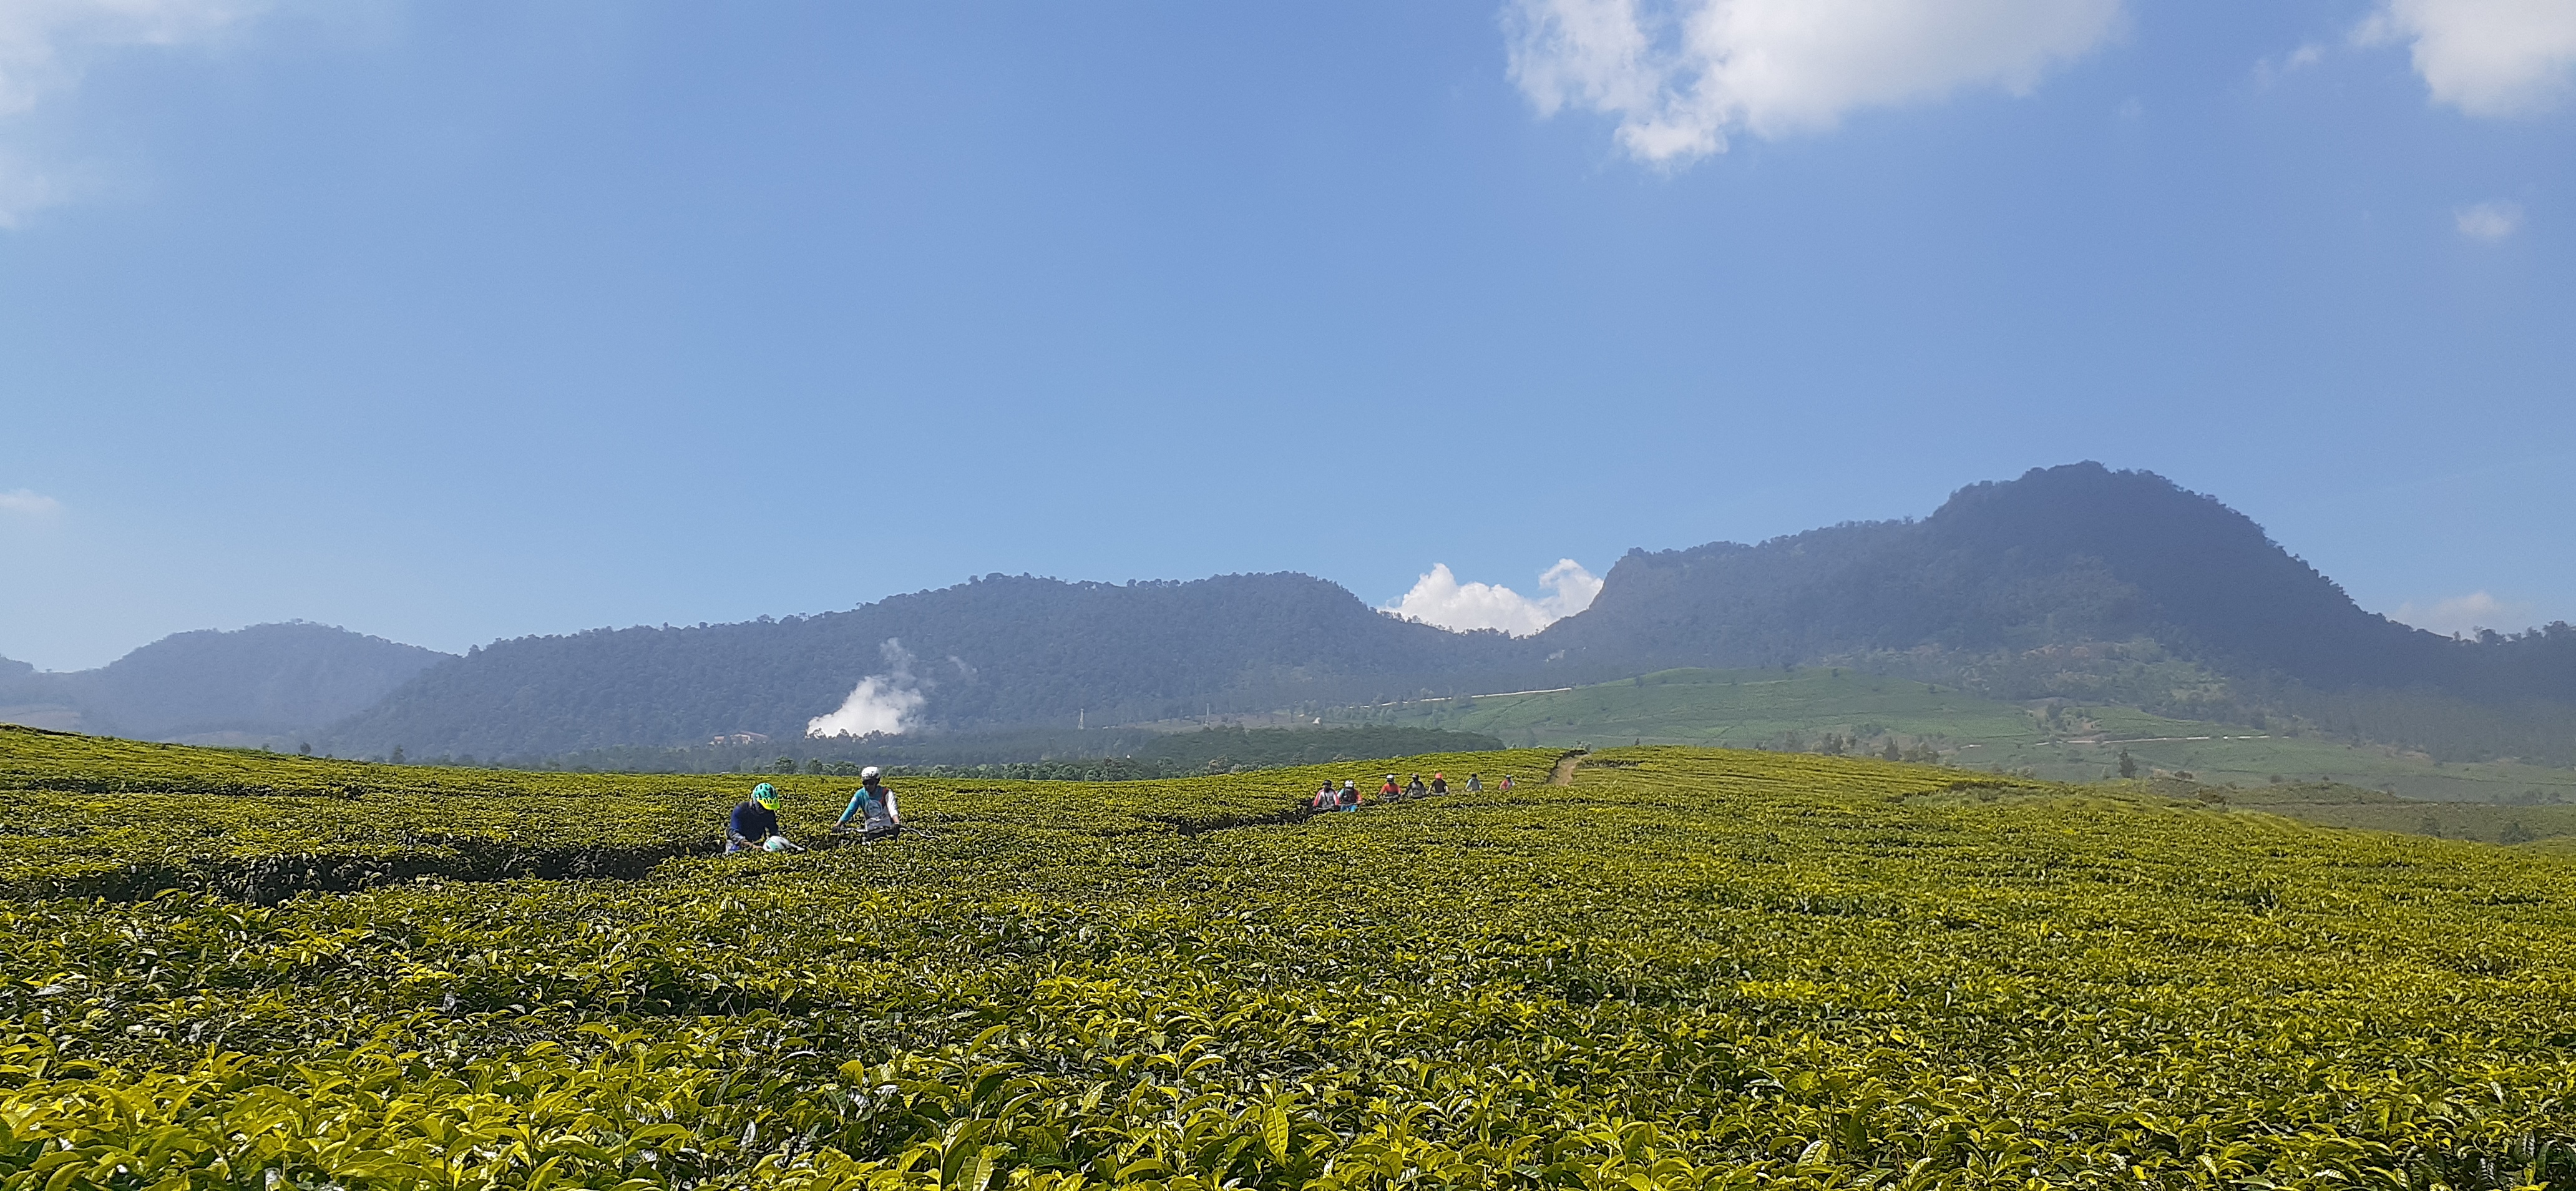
[2,726,2574,1189]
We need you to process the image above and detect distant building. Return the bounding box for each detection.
[711,732,770,747]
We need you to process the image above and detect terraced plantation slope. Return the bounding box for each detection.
[1354,667,2576,801]
[3,726,2575,1189]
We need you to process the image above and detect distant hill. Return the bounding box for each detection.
[322,573,1530,758]
[1364,666,2576,796]
[1538,463,2574,706]
[0,623,452,745]
[25,463,2570,768]
[324,463,2575,763]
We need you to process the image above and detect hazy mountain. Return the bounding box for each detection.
[1543,464,2388,675]
[1538,463,2574,704]
[29,463,2570,766]
[0,657,64,732]
[322,573,1529,758]
[0,623,452,745]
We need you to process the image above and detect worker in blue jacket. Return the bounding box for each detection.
[727,783,802,853]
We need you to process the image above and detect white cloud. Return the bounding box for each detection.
[2358,0,2576,116]
[2456,198,2524,240]
[1505,0,2125,164]
[2391,591,2537,637]
[804,638,928,738]
[0,488,63,518]
[0,0,265,225]
[2255,42,2328,87]
[1385,559,1603,637]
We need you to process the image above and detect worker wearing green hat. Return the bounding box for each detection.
[726,782,803,853]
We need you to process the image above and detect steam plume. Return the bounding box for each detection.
[805,639,927,737]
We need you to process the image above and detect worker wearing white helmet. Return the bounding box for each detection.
[833,765,903,841]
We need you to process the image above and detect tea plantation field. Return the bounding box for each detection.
[4,725,2575,1189]
[1349,667,2576,803]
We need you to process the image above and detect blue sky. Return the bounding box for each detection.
[1,0,2571,670]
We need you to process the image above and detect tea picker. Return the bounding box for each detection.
[833,766,904,841]
[726,782,806,853]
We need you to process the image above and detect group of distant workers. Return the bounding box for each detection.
[724,760,1513,851]
[1310,770,1511,811]
[724,767,902,853]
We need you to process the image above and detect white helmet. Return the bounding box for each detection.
[860,765,882,780]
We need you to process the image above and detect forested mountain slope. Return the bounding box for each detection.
[0,623,450,745]
[324,573,1530,758]
[1538,463,2574,705]
[144,464,2576,763]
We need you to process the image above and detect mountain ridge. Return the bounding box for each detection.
[321,572,1533,758]
[322,462,2572,760]
[1540,464,2573,727]
[1541,463,2454,680]
[0,622,452,745]
[12,463,2569,765]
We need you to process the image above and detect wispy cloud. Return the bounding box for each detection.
[2391,591,2536,637]
[2254,42,2328,87]
[2358,0,2576,116]
[0,0,266,225]
[2455,199,2524,241]
[1505,0,2125,164]
[0,488,63,518]
[1385,559,1603,637]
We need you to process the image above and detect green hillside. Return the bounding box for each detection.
[5,725,2576,1188]
[1342,667,2576,802]
[2204,780,2576,846]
